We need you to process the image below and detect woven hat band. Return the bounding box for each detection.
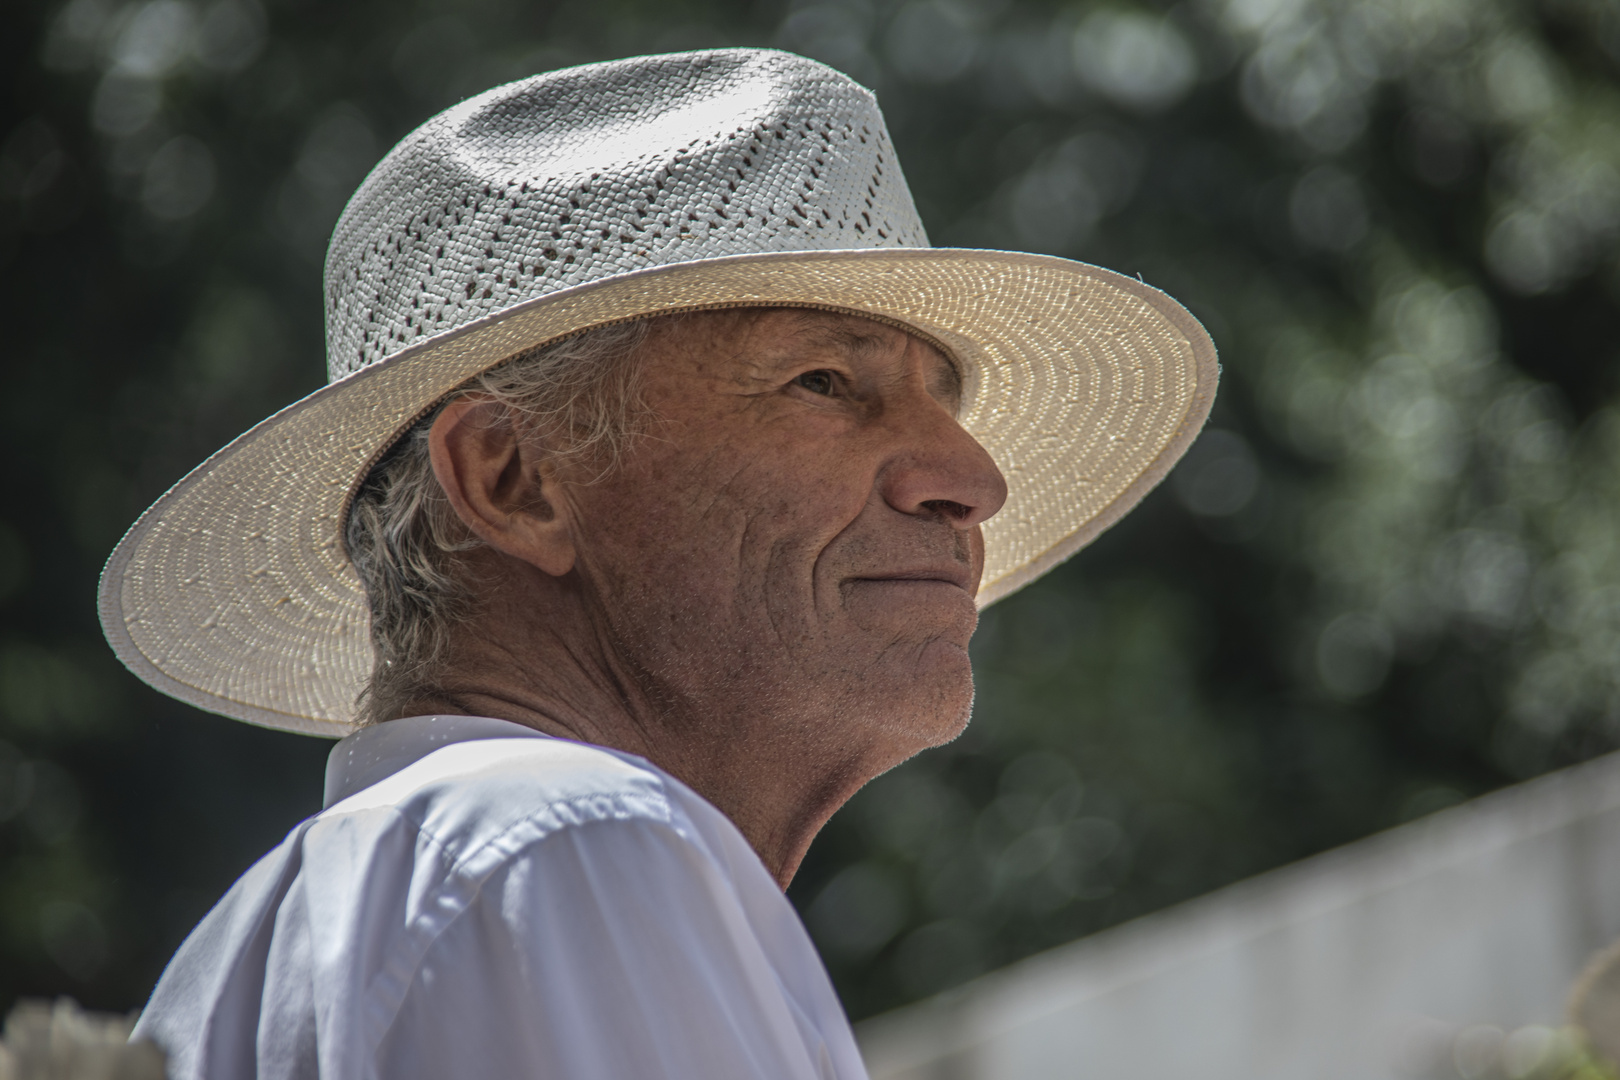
[324,49,927,383]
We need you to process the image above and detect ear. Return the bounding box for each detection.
[427,396,578,577]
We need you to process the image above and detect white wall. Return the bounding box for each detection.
[858,752,1620,1080]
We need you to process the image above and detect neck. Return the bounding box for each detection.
[396,550,896,889]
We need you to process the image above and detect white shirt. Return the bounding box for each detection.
[133,715,868,1080]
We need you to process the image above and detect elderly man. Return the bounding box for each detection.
[103,48,1214,1080]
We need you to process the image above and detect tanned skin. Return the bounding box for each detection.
[401,309,1008,889]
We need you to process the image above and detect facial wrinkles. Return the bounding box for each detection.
[565,436,802,733]
[735,495,801,655]
[730,466,856,678]
[690,348,875,664]
[749,332,964,648]
[567,310,985,755]
[808,483,888,624]
[676,412,816,657]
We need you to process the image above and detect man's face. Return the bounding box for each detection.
[560,309,1007,760]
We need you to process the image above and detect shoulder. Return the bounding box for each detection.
[135,733,786,1080]
[323,736,693,863]
[301,729,781,963]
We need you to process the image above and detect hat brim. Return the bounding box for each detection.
[99,247,1217,736]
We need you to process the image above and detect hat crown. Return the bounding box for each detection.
[324,49,929,382]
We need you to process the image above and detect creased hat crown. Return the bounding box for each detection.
[324,49,928,381]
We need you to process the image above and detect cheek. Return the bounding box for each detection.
[576,441,849,601]
[673,434,868,548]
[575,385,894,636]
[858,630,977,751]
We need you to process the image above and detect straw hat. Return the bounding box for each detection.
[99,48,1217,737]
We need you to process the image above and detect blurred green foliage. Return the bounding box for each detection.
[4,0,1620,1025]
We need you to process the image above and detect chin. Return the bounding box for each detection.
[872,639,976,750]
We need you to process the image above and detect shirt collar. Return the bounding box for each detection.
[323,714,550,808]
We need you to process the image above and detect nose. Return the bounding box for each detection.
[879,385,1008,531]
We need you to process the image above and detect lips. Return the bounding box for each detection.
[846,565,976,594]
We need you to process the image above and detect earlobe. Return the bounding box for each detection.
[427,397,579,577]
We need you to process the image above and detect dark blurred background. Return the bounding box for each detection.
[5,0,1620,1023]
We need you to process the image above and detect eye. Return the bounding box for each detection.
[794,369,836,396]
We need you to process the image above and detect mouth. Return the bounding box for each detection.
[845,565,976,594]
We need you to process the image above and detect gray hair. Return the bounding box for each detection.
[344,319,653,726]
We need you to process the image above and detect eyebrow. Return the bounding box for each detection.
[785,313,965,412]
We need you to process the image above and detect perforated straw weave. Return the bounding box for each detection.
[99,48,1218,736]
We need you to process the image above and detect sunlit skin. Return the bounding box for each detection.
[403,309,1008,888]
